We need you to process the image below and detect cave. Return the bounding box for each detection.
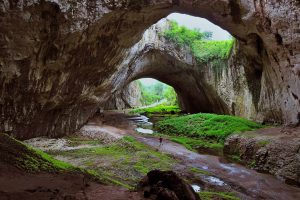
[0,1,300,199]
[0,0,299,139]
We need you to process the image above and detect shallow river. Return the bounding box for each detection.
[129,114,300,200]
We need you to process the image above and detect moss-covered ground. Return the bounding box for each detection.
[154,113,263,152]
[49,136,177,189]
[0,133,101,182]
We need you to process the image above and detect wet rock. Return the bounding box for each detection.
[224,128,300,186]
[138,170,200,200]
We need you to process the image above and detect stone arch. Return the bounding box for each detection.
[0,1,299,138]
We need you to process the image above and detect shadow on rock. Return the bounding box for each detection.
[138,170,200,200]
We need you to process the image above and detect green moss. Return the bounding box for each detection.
[156,113,263,142]
[257,140,270,147]
[155,113,263,153]
[190,167,211,176]
[199,191,240,200]
[130,105,180,115]
[0,133,102,183]
[49,136,177,188]
[169,136,223,152]
[0,133,75,172]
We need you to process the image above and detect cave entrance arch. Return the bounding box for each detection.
[1,1,297,139]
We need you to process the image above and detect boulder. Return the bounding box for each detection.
[138,170,200,200]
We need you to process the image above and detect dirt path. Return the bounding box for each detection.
[96,111,300,200]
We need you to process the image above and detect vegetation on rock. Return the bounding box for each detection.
[0,133,102,182]
[163,20,234,71]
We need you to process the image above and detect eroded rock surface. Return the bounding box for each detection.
[104,81,142,110]
[223,127,300,185]
[0,0,299,138]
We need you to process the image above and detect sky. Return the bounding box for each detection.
[140,13,231,86]
[167,13,231,41]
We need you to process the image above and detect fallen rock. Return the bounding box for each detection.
[138,170,200,200]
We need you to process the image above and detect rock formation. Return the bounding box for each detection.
[223,127,300,185]
[138,170,200,200]
[103,81,142,110]
[0,0,299,139]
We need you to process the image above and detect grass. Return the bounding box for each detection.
[130,105,180,115]
[49,136,177,188]
[169,136,223,152]
[156,113,263,142]
[199,191,240,200]
[155,113,263,152]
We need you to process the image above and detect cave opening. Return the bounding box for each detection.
[1,2,300,199]
[107,13,234,115]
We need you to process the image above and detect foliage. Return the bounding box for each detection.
[192,40,234,63]
[156,113,263,143]
[137,80,178,106]
[130,105,180,115]
[162,85,178,106]
[163,20,234,71]
[163,20,212,47]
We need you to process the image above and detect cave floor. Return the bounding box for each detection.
[0,162,144,200]
[20,111,300,200]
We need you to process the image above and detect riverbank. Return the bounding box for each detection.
[24,111,300,199]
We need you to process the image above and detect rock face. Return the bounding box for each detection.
[138,170,200,200]
[103,81,142,110]
[0,1,299,138]
[223,127,300,185]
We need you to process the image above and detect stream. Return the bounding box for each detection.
[128,114,300,200]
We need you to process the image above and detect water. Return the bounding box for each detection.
[191,184,201,193]
[135,128,154,134]
[128,115,154,134]
[128,113,300,199]
[128,115,153,128]
[204,176,226,186]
